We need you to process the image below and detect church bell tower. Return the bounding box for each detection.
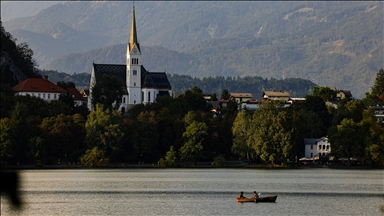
[126,4,142,107]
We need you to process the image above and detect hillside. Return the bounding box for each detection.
[2,1,383,98]
[0,1,60,22]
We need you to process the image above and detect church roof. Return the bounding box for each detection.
[142,71,172,89]
[93,64,126,83]
[92,63,171,90]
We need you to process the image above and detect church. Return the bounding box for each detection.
[88,5,172,113]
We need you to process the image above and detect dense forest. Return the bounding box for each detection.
[39,69,317,99]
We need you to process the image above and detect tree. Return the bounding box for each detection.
[131,111,158,160]
[180,121,208,163]
[361,69,384,107]
[1,20,40,87]
[371,68,384,97]
[28,136,46,166]
[180,87,207,111]
[0,84,13,118]
[164,146,178,167]
[248,101,299,165]
[80,147,109,167]
[313,86,337,102]
[210,93,218,101]
[40,114,85,164]
[0,118,14,163]
[220,89,230,100]
[328,118,367,166]
[48,100,71,116]
[8,102,32,165]
[91,74,124,110]
[85,104,124,162]
[231,111,253,160]
[360,108,384,165]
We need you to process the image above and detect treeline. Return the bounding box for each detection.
[0,70,383,167]
[39,70,317,99]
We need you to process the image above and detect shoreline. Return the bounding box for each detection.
[2,163,382,170]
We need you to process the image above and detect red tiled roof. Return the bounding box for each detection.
[12,77,67,93]
[67,87,83,100]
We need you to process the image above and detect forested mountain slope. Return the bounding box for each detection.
[2,1,383,98]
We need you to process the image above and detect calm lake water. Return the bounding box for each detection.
[1,168,383,215]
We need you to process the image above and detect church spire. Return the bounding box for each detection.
[129,3,140,53]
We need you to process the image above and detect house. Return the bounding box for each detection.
[373,106,384,124]
[230,93,253,103]
[262,90,290,101]
[288,98,306,104]
[336,90,353,100]
[88,5,172,113]
[12,75,67,102]
[304,137,331,159]
[240,100,263,111]
[67,87,84,107]
[79,89,89,106]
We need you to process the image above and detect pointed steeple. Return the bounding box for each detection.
[129,4,140,53]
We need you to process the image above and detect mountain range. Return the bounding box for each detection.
[2,1,383,98]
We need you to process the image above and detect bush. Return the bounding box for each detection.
[80,147,109,167]
[213,154,226,167]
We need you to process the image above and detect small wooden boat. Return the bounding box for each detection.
[236,195,277,203]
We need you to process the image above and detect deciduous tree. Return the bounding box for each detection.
[180,121,208,162]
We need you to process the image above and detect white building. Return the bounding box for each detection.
[12,75,67,102]
[262,90,290,101]
[304,137,331,158]
[88,5,172,113]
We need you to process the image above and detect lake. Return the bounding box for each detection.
[1,168,383,215]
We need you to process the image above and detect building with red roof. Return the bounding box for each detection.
[12,75,67,102]
[67,87,84,107]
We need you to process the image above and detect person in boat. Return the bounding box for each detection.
[252,191,259,199]
[239,191,245,198]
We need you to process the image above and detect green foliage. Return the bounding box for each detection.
[313,86,337,102]
[231,111,253,159]
[247,101,300,164]
[91,74,124,110]
[131,111,158,158]
[0,118,14,163]
[328,118,368,165]
[164,146,178,167]
[28,136,46,166]
[361,109,384,165]
[1,20,40,87]
[180,121,208,161]
[220,89,230,100]
[8,102,32,164]
[212,154,226,167]
[80,147,109,167]
[361,69,384,107]
[39,114,85,164]
[85,104,124,162]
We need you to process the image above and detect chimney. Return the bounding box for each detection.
[44,75,48,81]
